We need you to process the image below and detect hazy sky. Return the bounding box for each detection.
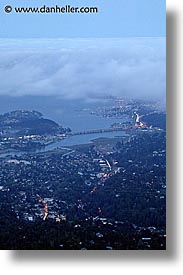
[0,0,166,38]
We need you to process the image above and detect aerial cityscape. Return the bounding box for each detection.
[0,2,166,247]
[0,97,166,249]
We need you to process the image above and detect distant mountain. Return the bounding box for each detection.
[0,110,67,135]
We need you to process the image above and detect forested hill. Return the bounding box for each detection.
[0,110,67,135]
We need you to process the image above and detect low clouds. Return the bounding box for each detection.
[0,38,165,101]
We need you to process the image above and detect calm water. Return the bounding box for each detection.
[0,96,128,157]
[0,131,128,158]
[0,96,123,131]
[47,131,128,148]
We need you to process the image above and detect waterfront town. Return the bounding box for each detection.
[0,98,166,249]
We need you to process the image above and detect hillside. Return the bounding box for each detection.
[0,110,66,135]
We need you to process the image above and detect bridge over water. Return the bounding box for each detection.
[69,126,131,136]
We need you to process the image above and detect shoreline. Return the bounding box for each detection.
[0,134,129,157]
